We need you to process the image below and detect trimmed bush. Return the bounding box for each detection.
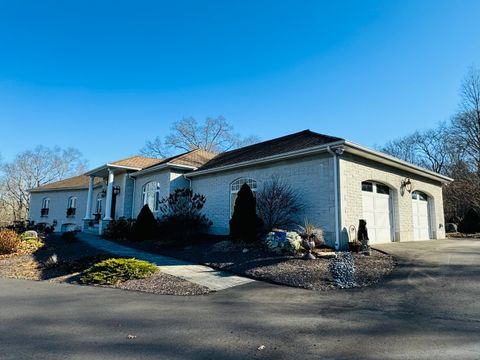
[133,205,157,241]
[104,218,135,241]
[229,183,262,242]
[80,258,158,285]
[458,208,480,234]
[158,188,212,243]
[0,229,20,255]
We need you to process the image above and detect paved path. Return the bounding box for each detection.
[76,233,254,291]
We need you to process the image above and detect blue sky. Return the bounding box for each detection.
[0,0,479,168]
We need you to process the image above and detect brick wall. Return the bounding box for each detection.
[339,153,446,242]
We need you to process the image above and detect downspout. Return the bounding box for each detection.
[327,146,341,250]
[184,174,192,190]
[129,174,136,219]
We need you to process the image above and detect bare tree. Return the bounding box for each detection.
[256,176,304,231]
[381,121,458,175]
[452,66,480,173]
[0,146,87,222]
[141,116,260,158]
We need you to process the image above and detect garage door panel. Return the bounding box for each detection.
[362,182,393,244]
[412,192,430,241]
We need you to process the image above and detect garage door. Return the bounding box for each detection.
[361,181,393,244]
[412,191,430,240]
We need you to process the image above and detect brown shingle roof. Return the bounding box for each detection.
[196,130,343,172]
[155,149,217,168]
[110,156,162,169]
[30,175,103,193]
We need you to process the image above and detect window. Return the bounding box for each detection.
[230,178,257,216]
[361,181,373,192]
[41,198,50,217]
[376,184,390,195]
[362,181,390,194]
[143,182,160,212]
[412,191,428,201]
[67,197,77,217]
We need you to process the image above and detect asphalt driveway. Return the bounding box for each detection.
[0,238,479,360]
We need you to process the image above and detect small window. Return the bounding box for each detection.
[68,197,77,209]
[41,198,50,217]
[361,182,373,192]
[376,184,390,195]
[230,178,257,216]
[67,197,77,217]
[143,181,161,212]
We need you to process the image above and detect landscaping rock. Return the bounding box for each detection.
[316,252,337,259]
[330,252,356,289]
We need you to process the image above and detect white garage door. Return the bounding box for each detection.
[361,181,393,244]
[412,191,430,240]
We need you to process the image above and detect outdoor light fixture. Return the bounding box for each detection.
[401,178,412,193]
[113,185,121,196]
[335,147,345,155]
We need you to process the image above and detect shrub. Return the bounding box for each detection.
[264,231,303,255]
[458,208,480,234]
[0,229,20,255]
[297,218,324,247]
[80,258,158,285]
[132,205,157,241]
[229,183,262,242]
[158,188,212,243]
[104,218,135,241]
[256,176,303,232]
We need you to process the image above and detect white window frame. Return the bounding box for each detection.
[67,196,77,209]
[230,178,257,217]
[41,197,50,209]
[143,181,161,212]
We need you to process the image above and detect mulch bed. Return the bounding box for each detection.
[0,233,213,296]
[133,239,396,291]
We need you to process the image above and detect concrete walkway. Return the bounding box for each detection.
[76,233,254,291]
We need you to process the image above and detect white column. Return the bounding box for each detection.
[84,176,95,220]
[103,169,114,220]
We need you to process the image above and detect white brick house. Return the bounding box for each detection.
[29,130,452,248]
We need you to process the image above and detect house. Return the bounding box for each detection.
[28,130,453,248]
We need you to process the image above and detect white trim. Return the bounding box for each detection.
[130,163,197,177]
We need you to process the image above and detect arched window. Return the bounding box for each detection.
[41,198,50,217]
[143,182,160,212]
[230,178,257,216]
[412,191,428,201]
[67,196,77,217]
